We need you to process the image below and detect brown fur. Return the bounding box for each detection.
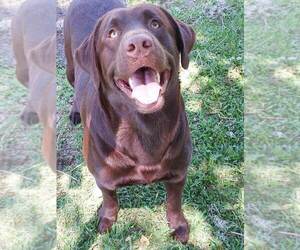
[11,0,56,170]
[65,1,195,243]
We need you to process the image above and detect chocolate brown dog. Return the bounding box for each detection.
[64,0,195,243]
[12,0,56,170]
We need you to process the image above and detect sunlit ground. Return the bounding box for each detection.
[0,1,57,247]
[0,65,56,249]
[245,0,300,248]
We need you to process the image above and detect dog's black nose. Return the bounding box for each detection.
[126,34,153,58]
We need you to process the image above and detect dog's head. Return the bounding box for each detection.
[76,4,195,114]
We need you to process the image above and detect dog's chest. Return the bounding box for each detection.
[114,120,169,164]
[101,120,174,186]
[104,158,173,188]
[94,116,187,189]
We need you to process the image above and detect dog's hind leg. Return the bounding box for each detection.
[69,71,89,125]
[69,104,81,125]
[69,83,81,125]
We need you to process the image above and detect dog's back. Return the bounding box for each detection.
[64,0,124,85]
[12,0,55,86]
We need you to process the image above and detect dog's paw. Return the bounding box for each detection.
[69,111,81,125]
[97,217,115,234]
[171,224,189,244]
[97,204,118,234]
[167,212,189,244]
[21,110,39,125]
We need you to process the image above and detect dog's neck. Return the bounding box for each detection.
[90,83,184,162]
[134,96,182,133]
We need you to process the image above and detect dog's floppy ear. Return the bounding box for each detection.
[160,8,195,69]
[75,18,103,87]
[176,20,196,69]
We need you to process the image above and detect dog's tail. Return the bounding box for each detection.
[11,15,29,87]
[64,14,75,87]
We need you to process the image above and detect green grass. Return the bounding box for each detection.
[0,64,56,249]
[57,0,244,249]
[244,0,300,248]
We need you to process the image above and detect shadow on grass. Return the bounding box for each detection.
[0,192,17,210]
[20,166,42,188]
[68,164,84,189]
[101,221,146,249]
[118,182,166,209]
[72,215,99,250]
[24,219,57,250]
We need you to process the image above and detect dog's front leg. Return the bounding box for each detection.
[97,187,119,234]
[165,179,189,243]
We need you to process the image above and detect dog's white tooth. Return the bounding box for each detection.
[128,77,133,88]
[157,72,160,83]
[164,76,168,85]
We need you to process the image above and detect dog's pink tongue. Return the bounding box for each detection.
[132,82,161,105]
[129,68,161,105]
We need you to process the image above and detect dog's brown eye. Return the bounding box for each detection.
[108,29,118,38]
[151,20,160,29]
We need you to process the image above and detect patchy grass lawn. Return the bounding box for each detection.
[0,64,56,249]
[57,0,243,249]
[245,0,300,248]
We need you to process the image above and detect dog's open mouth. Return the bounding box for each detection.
[115,67,170,105]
